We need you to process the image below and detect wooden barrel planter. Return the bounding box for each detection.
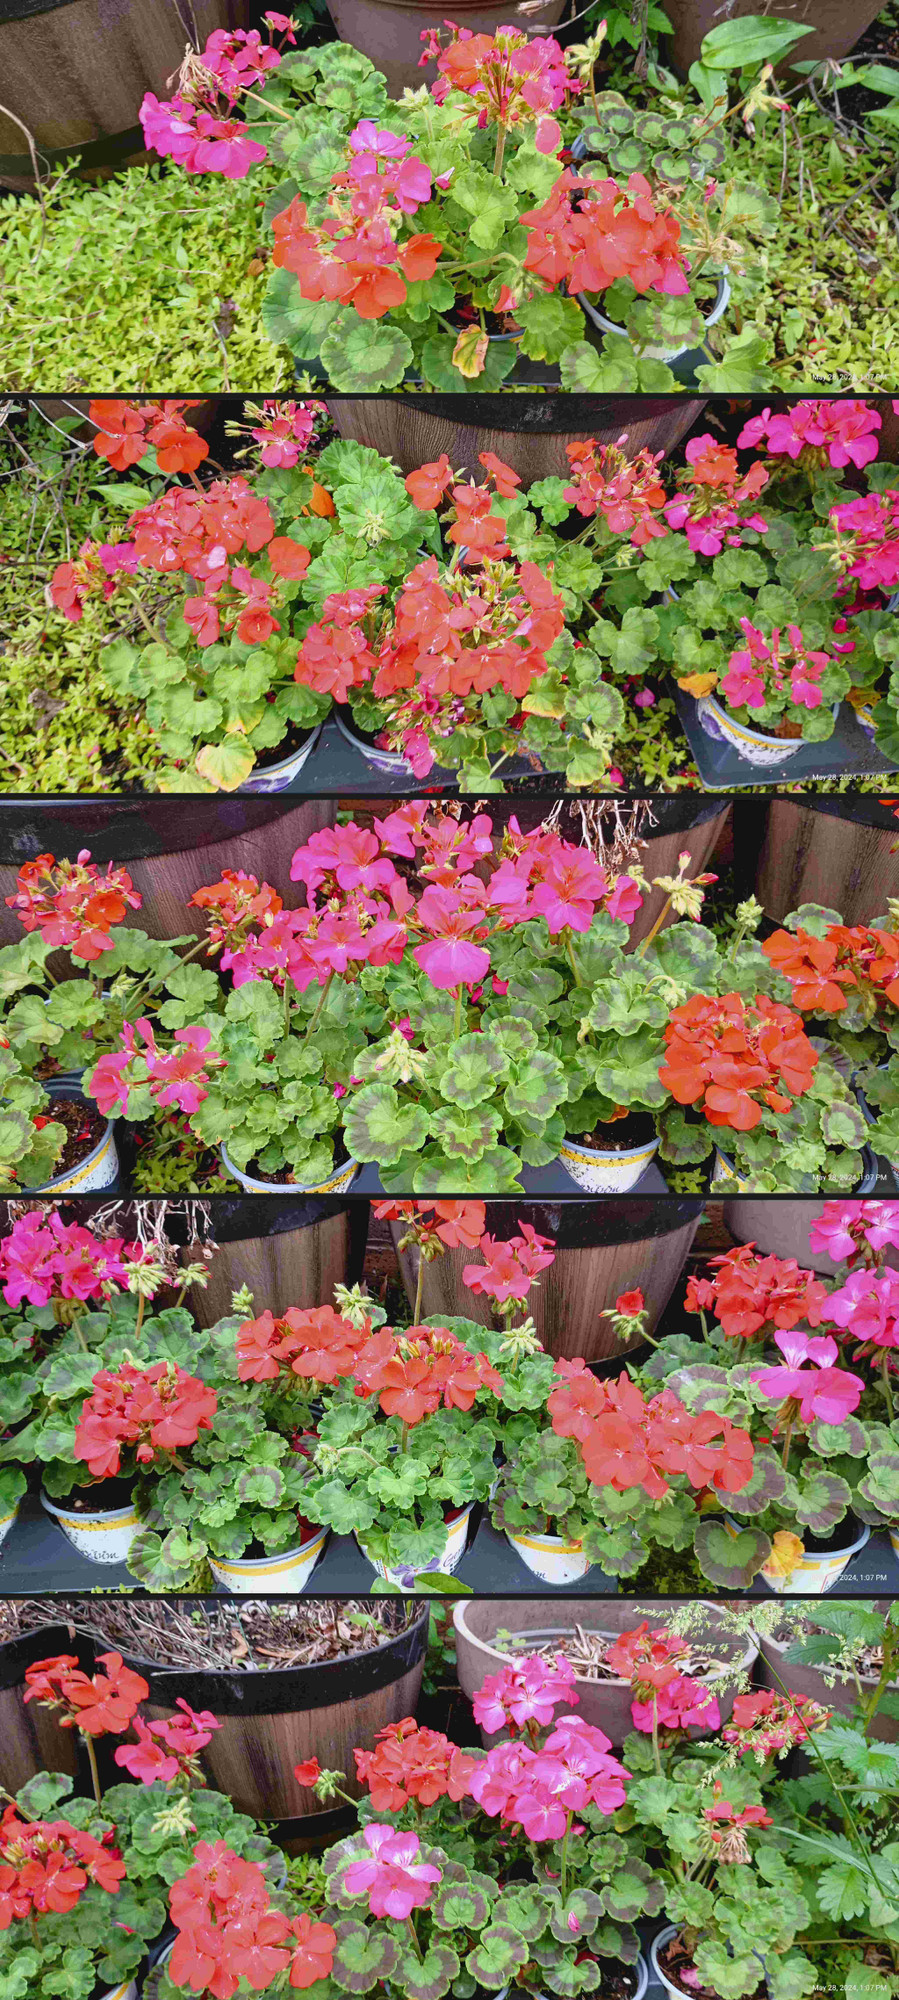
[454,1599,758,1748]
[0,1621,95,1793]
[155,1195,371,1327]
[324,0,566,97]
[755,798,899,929]
[661,0,884,78]
[758,1625,899,1745]
[102,1604,430,1851]
[543,798,732,951]
[326,395,707,485]
[0,800,336,948]
[390,1197,704,1361]
[0,0,250,196]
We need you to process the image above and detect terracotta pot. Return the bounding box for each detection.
[390,1197,704,1361]
[661,0,884,78]
[0,0,250,194]
[325,396,708,484]
[453,1599,759,1747]
[102,1604,430,1844]
[758,1626,899,1743]
[324,0,566,97]
[0,800,336,948]
[756,799,899,927]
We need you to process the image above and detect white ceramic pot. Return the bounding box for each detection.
[220,1143,360,1195]
[333,708,414,777]
[579,275,730,363]
[723,1513,871,1595]
[506,1526,593,1585]
[712,1142,878,1196]
[496,1954,648,2000]
[0,1505,19,1554]
[559,1131,658,1192]
[651,1926,716,2000]
[101,1980,139,2000]
[25,1109,119,1194]
[357,1503,473,1585]
[694,693,837,769]
[239,724,323,793]
[40,1490,140,1565]
[208,1527,330,1593]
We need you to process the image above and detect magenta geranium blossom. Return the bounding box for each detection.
[751,1329,863,1428]
[472,1653,578,1736]
[343,1826,442,1919]
[826,1266,899,1352]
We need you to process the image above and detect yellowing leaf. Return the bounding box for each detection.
[452,326,489,379]
[196,739,257,792]
[765,1530,805,1580]
[522,689,567,719]
[677,671,719,698]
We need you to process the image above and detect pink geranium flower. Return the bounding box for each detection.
[343,1826,442,1919]
[809,1200,899,1265]
[751,1329,863,1427]
[826,1266,899,1352]
[472,1654,578,1736]
[412,886,491,990]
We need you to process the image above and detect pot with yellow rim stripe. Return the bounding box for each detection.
[207,1525,330,1593]
[505,1525,593,1585]
[40,1490,140,1566]
[220,1144,360,1196]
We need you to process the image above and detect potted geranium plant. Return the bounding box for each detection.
[138,28,772,395]
[0,1210,213,1566]
[654,401,896,767]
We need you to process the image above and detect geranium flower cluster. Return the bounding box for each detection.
[74,1361,219,1478]
[88,398,209,474]
[354,1718,477,1810]
[663,433,770,557]
[5,848,141,960]
[826,1265,899,1360]
[604,1622,721,1735]
[90,1017,224,1120]
[48,536,139,623]
[193,806,641,1002]
[763,921,899,1016]
[719,618,835,714]
[660,991,819,1131]
[24,1650,149,1737]
[467,1715,631,1838]
[352,1323,504,1423]
[343,1824,442,1920]
[236,1302,369,1386]
[828,488,899,595]
[751,1329,864,1429]
[246,398,325,470]
[809,1200,899,1266]
[168,1841,335,1996]
[737,399,882,471]
[463,1224,556,1306]
[130,474,311,649]
[0,1807,125,1927]
[548,1360,755,1498]
[522,168,689,297]
[190,869,285,952]
[294,462,566,772]
[684,1242,830,1342]
[0,1209,149,1310]
[721,1687,832,1759]
[140,16,297,180]
[114,1696,221,1787]
[471,1652,578,1738]
[373,1199,487,1254]
[702,1785,772,1863]
[421,24,579,156]
[271,125,442,322]
[562,437,668,548]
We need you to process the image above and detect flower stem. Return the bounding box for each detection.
[413,1255,425,1327]
[881,1350,895,1421]
[453,985,463,1039]
[406,1915,425,1963]
[84,1733,102,1808]
[492,125,506,177]
[304,972,333,1040]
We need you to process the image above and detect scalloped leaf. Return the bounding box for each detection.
[794,1469,853,1535]
[319,317,414,393]
[465,1924,530,1986]
[431,1882,493,1931]
[694,1517,771,1588]
[394,1941,461,2000]
[332,1920,401,1992]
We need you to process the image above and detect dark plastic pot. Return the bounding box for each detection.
[324,0,565,97]
[0,800,337,946]
[0,0,250,194]
[391,1197,704,1360]
[326,395,707,484]
[0,1622,94,1793]
[103,1604,430,1847]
